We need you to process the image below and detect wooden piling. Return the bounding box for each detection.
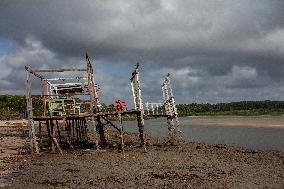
[38,121,42,146]
[50,120,56,153]
[55,120,62,144]
[46,120,52,147]
[66,119,74,150]
[118,113,124,152]
[25,66,39,154]
[137,112,146,149]
[96,116,108,147]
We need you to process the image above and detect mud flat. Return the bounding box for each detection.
[0,123,30,188]
[186,115,284,128]
[0,119,284,188]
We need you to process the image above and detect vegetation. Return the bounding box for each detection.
[1,95,284,119]
[0,95,43,119]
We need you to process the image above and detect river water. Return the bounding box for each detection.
[110,116,284,151]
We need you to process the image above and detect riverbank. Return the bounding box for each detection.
[0,123,283,188]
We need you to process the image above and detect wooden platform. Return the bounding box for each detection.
[33,110,144,121]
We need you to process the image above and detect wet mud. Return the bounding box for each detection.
[1,123,284,188]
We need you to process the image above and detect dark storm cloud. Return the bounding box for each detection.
[0,0,284,103]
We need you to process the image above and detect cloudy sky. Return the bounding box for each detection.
[0,0,284,105]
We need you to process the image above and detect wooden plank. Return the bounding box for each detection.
[33,110,168,121]
[32,68,87,72]
[32,93,90,97]
[43,77,88,81]
[33,115,92,121]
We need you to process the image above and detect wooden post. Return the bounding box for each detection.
[50,120,56,153]
[131,63,146,151]
[72,119,75,142]
[162,73,181,140]
[46,120,52,146]
[118,113,124,152]
[86,53,109,149]
[75,119,79,143]
[96,116,108,147]
[50,120,63,155]
[78,118,83,145]
[81,119,85,144]
[65,119,74,150]
[38,121,42,146]
[83,118,88,144]
[55,120,62,144]
[25,66,39,154]
[137,112,145,147]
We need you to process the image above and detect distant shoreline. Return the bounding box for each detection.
[2,115,284,128]
[182,115,284,128]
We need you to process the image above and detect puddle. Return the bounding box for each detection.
[0,174,11,188]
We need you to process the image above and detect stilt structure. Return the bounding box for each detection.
[25,58,100,154]
[25,55,147,154]
[24,54,180,154]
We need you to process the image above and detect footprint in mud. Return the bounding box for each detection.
[64,168,80,173]
[0,174,12,188]
[38,179,67,187]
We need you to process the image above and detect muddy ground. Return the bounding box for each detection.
[1,121,284,188]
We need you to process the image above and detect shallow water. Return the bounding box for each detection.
[109,117,284,151]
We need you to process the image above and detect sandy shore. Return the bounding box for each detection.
[0,117,283,188]
[186,116,284,128]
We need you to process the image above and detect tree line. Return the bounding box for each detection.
[176,101,284,116]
